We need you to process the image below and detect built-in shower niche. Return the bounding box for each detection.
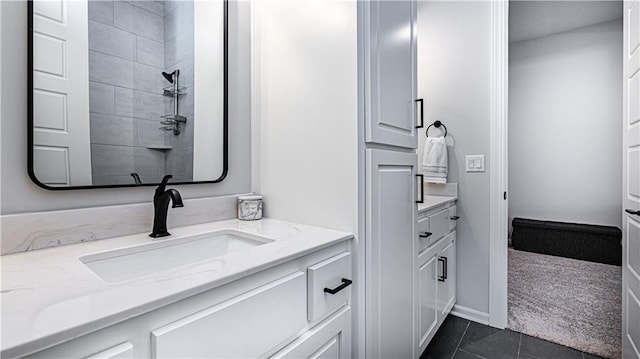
[88,0,194,185]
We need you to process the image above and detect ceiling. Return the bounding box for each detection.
[509,1,623,43]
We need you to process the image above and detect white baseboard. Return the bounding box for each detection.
[450,304,490,326]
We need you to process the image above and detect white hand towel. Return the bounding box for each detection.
[422,137,448,184]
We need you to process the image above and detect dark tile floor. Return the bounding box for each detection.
[420,316,605,359]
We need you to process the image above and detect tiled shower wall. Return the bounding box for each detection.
[163,0,194,183]
[88,0,194,185]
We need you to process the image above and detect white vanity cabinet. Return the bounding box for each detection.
[21,241,352,359]
[416,202,457,355]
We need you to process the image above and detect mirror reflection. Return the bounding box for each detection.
[30,0,226,188]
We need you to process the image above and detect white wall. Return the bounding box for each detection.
[417,1,493,319]
[0,1,251,215]
[251,2,360,354]
[509,19,623,229]
[252,1,358,234]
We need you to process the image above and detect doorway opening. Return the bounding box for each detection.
[507,2,623,358]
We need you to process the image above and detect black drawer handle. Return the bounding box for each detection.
[419,232,433,238]
[324,278,353,294]
[626,209,640,216]
[438,256,448,282]
[450,216,460,220]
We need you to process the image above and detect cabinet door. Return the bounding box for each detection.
[364,0,418,149]
[437,233,456,318]
[418,254,438,350]
[271,307,351,359]
[366,149,417,359]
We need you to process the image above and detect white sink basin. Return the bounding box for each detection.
[80,230,273,283]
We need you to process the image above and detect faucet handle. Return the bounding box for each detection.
[156,175,173,197]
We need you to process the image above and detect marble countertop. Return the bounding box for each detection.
[0,218,353,358]
[418,195,457,213]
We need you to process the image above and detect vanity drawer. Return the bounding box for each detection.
[418,216,430,252]
[307,252,352,322]
[151,271,306,359]
[24,340,135,359]
[419,208,450,251]
[448,205,458,231]
[430,208,451,242]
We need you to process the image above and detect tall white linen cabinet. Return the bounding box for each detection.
[362,1,420,358]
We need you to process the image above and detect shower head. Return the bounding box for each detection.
[162,71,175,83]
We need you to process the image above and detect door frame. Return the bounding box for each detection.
[488,0,509,329]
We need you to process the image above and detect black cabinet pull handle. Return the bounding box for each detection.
[416,174,424,203]
[450,216,460,220]
[415,99,424,128]
[438,256,448,282]
[419,232,432,238]
[324,278,353,294]
[626,209,640,216]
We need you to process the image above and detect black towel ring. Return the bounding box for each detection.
[426,120,447,137]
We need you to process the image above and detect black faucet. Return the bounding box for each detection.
[150,175,184,238]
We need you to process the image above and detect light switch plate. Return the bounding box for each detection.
[466,155,485,172]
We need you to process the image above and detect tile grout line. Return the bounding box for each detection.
[516,333,522,359]
[457,348,488,359]
[450,320,471,359]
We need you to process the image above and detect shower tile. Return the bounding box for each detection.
[164,1,193,41]
[90,113,136,146]
[133,147,162,176]
[115,88,163,121]
[164,36,178,68]
[91,144,135,176]
[137,12,164,42]
[156,2,165,16]
[166,120,192,148]
[89,82,115,115]
[164,0,178,16]
[137,37,164,68]
[114,88,135,117]
[92,175,118,186]
[164,11,178,41]
[179,89,194,117]
[169,59,193,87]
[158,72,170,92]
[173,1,194,36]
[157,152,166,177]
[88,0,114,26]
[166,146,193,181]
[137,118,165,147]
[113,2,134,34]
[126,0,156,14]
[89,20,136,60]
[90,51,134,88]
[164,32,193,69]
[134,62,159,93]
[115,1,163,42]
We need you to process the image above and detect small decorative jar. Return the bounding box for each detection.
[238,195,263,220]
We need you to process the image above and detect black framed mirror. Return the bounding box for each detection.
[27,0,228,190]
